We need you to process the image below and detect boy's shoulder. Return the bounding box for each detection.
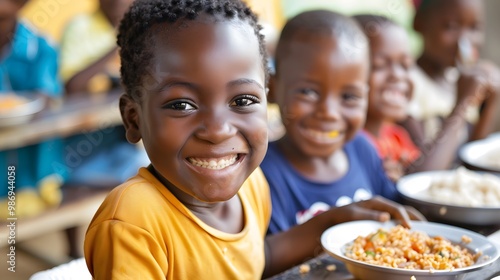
[106,169,164,202]
[94,169,171,221]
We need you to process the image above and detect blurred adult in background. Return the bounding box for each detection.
[0,0,66,217]
[402,0,500,169]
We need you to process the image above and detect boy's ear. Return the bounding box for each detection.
[267,73,277,103]
[119,94,142,144]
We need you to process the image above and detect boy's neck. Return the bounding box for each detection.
[364,117,385,137]
[0,19,17,51]
[146,165,244,233]
[417,55,448,83]
[276,136,349,182]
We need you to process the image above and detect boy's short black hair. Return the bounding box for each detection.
[413,0,446,21]
[117,0,268,100]
[274,9,367,76]
[352,14,397,38]
[413,0,484,22]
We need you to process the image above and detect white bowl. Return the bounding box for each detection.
[459,133,500,174]
[397,170,500,225]
[321,220,500,280]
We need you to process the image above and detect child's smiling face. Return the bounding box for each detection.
[273,34,369,158]
[416,0,484,68]
[121,18,268,202]
[367,24,413,122]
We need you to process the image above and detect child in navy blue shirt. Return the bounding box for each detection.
[261,10,424,234]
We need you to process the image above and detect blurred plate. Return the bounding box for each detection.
[0,93,44,128]
[321,220,499,280]
[397,170,500,225]
[459,133,500,174]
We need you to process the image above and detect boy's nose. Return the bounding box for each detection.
[195,110,236,143]
[315,95,341,120]
[389,63,406,80]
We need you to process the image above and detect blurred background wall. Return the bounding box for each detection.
[19,0,500,131]
[20,0,97,42]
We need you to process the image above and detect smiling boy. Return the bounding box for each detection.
[84,2,419,279]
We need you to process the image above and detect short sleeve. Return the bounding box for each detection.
[84,220,168,279]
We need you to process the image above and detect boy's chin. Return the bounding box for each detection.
[386,113,408,123]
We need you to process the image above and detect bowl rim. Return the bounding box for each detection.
[459,133,500,173]
[321,220,500,276]
[0,93,45,118]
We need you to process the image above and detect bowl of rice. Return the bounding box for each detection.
[321,220,499,280]
[459,133,500,174]
[397,168,500,225]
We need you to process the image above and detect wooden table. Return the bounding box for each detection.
[268,253,500,280]
[0,91,123,248]
[0,188,108,247]
[0,91,122,151]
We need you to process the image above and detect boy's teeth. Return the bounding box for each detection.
[382,90,406,104]
[188,155,238,170]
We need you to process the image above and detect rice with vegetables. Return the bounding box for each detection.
[344,225,480,270]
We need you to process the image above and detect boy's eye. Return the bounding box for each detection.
[444,21,460,31]
[371,58,388,70]
[402,58,414,70]
[230,95,260,107]
[164,101,196,111]
[297,88,320,100]
[342,92,363,105]
[471,23,482,32]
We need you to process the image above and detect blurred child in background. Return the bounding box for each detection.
[354,14,479,181]
[60,0,134,94]
[260,10,424,234]
[404,0,499,167]
[0,0,66,217]
[84,1,420,278]
[59,0,148,190]
[59,0,148,258]
[354,14,419,181]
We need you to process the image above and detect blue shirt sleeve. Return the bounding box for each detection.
[32,38,62,97]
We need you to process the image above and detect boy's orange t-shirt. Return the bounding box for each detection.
[364,124,421,166]
[84,167,271,279]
